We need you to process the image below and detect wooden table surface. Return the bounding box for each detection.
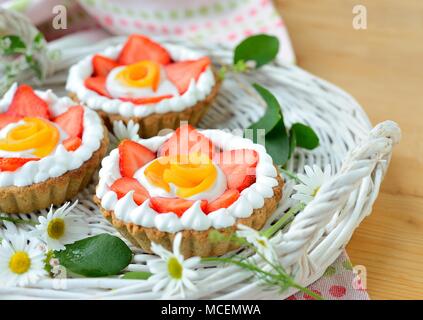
[274,0,423,299]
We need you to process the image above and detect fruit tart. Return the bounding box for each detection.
[66,34,221,138]
[94,124,283,258]
[0,83,108,214]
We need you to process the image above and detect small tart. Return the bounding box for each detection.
[95,125,283,258]
[0,84,108,214]
[67,34,221,138]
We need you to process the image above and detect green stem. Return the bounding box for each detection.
[262,203,305,238]
[278,167,300,182]
[290,281,323,300]
[202,257,323,300]
[0,216,37,226]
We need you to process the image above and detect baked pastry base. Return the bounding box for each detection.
[70,75,222,138]
[94,175,284,258]
[0,129,109,214]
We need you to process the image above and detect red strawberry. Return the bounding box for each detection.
[54,105,84,138]
[84,77,111,97]
[159,124,215,158]
[6,85,50,119]
[0,113,21,130]
[165,57,211,94]
[206,189,240,213]
[214,149,258,192]
[118,34,171,65]
[111,177,150,205]
[0,158,39,172]
[120,95,173,105]
[150,197,207,217]
[119,139,156,178]
[92,54,119,77]
[63,137,82,152]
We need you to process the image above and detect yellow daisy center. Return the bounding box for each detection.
[9,251,31,274]
[167,257,183,279]
[47,218,66,239]
[257,239,268,248]
[312,187,320,197]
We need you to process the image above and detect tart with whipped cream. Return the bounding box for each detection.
[0,84,108,214]
[67,34,221,138]
[94,124,283,257]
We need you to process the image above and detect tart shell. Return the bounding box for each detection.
[94,174,284,258]
[70,74,222,138]
[0,128,109,214]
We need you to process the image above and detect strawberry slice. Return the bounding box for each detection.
[6,85,50,119]
[0,113,21,130]
[206,189,240,213]
[159,124,215,158]
[120,95,173,105]
[63,137,82,152]
[84,77,111,98]
[54,105,84,138]
[118,34,171,65]
[213,149,258,192]
[119,139,156,178]
[92,54,119,77]
[0,158,39,172]
[164,57,211,94]
[150,197,207,216]
[111,177,150,205]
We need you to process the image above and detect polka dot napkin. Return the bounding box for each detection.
[289,251,370,300]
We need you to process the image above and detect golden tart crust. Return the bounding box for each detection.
[0,128,109,214]
[94,174,283,258]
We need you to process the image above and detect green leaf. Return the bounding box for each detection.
[264,119,289,165]
[288,128,297,159]
[55,234,132,277]
[122,271,152,280]
[32,32,45,50]
[234,34,279,68]
[25,54,42,79]
[290,123,319,150]
[248,84,281,139]
[0,35,26,55]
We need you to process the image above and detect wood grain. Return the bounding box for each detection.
[274,0,423,299]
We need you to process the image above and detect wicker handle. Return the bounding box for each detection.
[277,120,401,275]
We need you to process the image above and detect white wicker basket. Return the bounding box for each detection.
[0,13,400,299]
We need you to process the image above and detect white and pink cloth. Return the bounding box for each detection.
[0,0,370,300]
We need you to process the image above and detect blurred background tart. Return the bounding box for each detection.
[0,83,108,214]
[66,34,221,138]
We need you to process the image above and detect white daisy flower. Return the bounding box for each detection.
[291,165,332,205]
[31,201,89,251]
[0,234,47,287]
[113,120,140,142]
[147,233,200,298]
[236,224,278,264]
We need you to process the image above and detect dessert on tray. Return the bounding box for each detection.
[0,83,108,214]
[66,34,221,138]
[94,124,283,257]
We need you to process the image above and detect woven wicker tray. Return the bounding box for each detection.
[0,11,400,299]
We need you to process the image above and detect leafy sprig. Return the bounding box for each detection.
[249,84,319,165]
[220,34,320,165]
[0,32,49,95]
[205,226,322,300]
